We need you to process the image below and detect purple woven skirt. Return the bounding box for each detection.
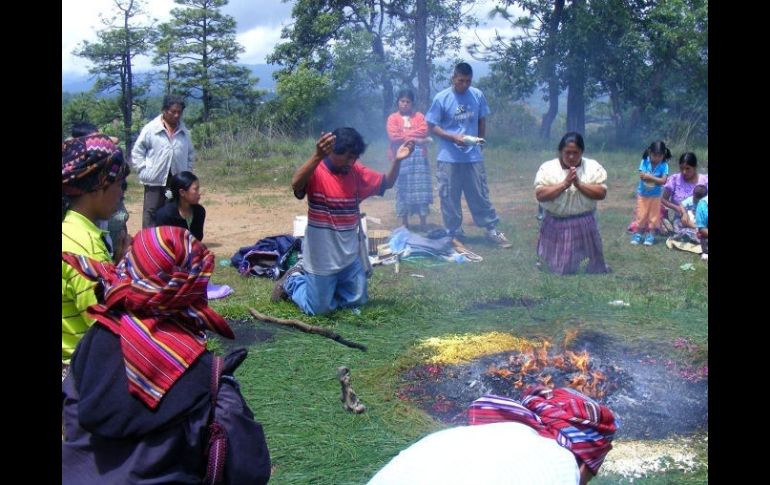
[537,211,609,275]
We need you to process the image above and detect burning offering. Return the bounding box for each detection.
[401,330,707,439]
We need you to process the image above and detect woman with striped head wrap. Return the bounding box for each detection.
[368,385,616,485]
[62,134,130,375]
[467,386,617,482]
[62,226,271,485]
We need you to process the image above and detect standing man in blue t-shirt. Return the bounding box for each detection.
[425,62,511,248]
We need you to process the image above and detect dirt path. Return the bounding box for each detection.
[125,173,629,260]
[125,187,407,259]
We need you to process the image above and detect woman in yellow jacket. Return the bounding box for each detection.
[62,134,129,378]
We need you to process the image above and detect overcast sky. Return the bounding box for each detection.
[62,0,518,75]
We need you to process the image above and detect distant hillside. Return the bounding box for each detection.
[62,62,497,96]
[62,64,281,94]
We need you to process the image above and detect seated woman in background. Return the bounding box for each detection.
[660,152,708,230]
[154,171,206,241]
[665,184,707,255]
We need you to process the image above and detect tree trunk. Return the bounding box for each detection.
[165,53,172,96]
[565,67,585,135]
[123,8,134,157]
[414,0,430,112]
[539,0,564,140]
[565,0,586,135]
[609,86,625,145]
[372,33,394,120]
[203,87,211,122]
[202,19,210,122]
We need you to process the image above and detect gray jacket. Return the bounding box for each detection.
[131,114,195,186]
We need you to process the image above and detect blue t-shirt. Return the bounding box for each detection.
[636,158,669,197]
[695,195,708,229]
[425,86,490,163]
[680,195,696,213]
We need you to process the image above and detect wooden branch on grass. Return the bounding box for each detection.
[248,308,367,352]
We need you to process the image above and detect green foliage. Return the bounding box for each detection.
[268,0,476,124]
[62,92,118,138]
[194,122,316,189]
[167,0,261,121]
[151,23,181,96]
[265,64,334,134]
[72,0,155,152]
[478,0,707,146]
[61,92,145,152]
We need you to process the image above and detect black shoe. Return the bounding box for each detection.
[271,262,304,302]
[426,228,449,239]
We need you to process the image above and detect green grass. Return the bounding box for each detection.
[197,137,707,484]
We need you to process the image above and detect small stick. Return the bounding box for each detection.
[248,308,367,351]
[337,366,366,413]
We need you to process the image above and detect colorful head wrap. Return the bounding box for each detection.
[62,226,234,409]
[62,133,129,196]
[468,386,617,475]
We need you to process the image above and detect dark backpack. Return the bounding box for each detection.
[231,235,301,279]
[62,327,271,485]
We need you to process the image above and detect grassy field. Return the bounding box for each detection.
[147,134,708,484]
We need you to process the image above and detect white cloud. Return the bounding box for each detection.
[63,0,524,75]
[458,0,523,56]
[236,25,286,65]
[63,0,287,74]
[62,0,175,75]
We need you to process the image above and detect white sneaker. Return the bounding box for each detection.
[701,253,708,261]
[486,230,513,248]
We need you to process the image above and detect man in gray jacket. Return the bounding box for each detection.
[131,94,195,228]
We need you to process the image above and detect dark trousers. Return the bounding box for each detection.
[142,186,167,228]
[700,236,708,255]
[436,161,499,235]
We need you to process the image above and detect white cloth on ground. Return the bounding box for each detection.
[367,422,580,485]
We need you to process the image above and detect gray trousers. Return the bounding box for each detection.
[436,161,499,234]
[107,200,129,260]
[142,186,167,228]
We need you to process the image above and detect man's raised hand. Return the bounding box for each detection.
[395,140,416,161]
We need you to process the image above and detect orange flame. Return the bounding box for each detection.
[479,335,609,399]
[521,356,537,374]
[494,368,514,378]
[536,341,551,366]
[550,355,566,369]
[567,350,590,372]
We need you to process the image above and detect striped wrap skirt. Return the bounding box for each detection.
[537,211,609,275]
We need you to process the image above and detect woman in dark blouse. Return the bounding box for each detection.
[154,171,206,241]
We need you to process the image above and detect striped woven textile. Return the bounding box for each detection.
[468,386,617,475]
[61,226,233,409]
[395,146,433,216]
[306,161,384,232]
[62,134,129,196]
[536,211,609,275]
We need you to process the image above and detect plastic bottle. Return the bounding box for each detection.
[608,300,630,307]
[462,135,485,145]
